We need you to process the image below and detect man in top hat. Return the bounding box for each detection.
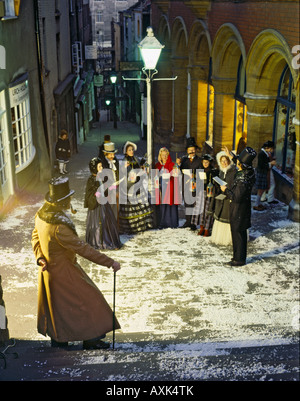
[101,142,119,220]
[176,137,203,228]
[98,135,111,162]
[220,146,257,266]
[32,177,121,349]
[254,140,277,211]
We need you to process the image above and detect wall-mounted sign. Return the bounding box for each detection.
[9,79,28,107]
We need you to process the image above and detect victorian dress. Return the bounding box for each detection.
[118,155,153,234]
[101,157,119,221]
[179,155,203,226]
[255,148,271,190]
[84,173,121,250]
[191,165,218,232]
[155,154,181,228]
[31,203,120,343]
[210,162,236,245]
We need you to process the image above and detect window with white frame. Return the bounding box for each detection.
[96,12,103,23]
[9,79,35,172]
[4,0,15,17]
[0,107,8,186]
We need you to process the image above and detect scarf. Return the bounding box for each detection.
[37,203,77,235]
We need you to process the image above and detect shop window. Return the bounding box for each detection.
[233,57,247,152]
[274,66,296,179]
[0,107,7,186]
[9,79,35,172]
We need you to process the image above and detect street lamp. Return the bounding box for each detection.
[110,72,118,128]
[138,27,164,167]
[105,99,111,122]
[123,27,177,167]
[138,27,164,71]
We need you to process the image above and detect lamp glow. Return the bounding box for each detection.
[138,27,164,70]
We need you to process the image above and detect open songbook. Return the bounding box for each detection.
[213,176,227,186]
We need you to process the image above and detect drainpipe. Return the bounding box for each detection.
[33,0,50,154]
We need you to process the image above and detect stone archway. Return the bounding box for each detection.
[245,29,300,221]
[188,20,211,151]
[169,17,189,151]
[211,23,246,152]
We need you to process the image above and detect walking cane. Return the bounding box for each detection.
[112,271,116,350]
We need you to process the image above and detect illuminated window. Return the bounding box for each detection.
[233,57,247,152]
[0,92,8,186]
[274,66,295,179]
[206,59,214,145]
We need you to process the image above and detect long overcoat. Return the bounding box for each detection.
[31,205,120,342]
[224,167,256,232]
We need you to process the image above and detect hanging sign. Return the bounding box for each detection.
[85,45,98,60]
[94,74,104,87]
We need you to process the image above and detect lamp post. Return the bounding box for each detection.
[123,27,177,167]
[105,99,111,122]
[110,72,118,129]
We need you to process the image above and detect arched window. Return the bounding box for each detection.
[233,56,247,152]
[273,66,296,179]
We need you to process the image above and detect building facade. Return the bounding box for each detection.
[90,0,139,48]
[149,0,299,221]
[0,0,50,211]
[0,0,94,213]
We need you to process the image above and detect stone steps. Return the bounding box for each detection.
[1,339,299,381]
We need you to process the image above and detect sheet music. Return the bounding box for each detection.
[213,176,227,186]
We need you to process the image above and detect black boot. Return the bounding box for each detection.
[51,339,68,348]
[83,335,110,350]
[83,339,110,350]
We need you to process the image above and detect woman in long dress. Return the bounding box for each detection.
[191,154,218,236]
[210,151,236,246]
[155,147,180,229]
[85,157,121,250]
[118,141,153,234]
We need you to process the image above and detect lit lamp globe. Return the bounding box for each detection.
[110,74,117,84]
[138,27,164,70]
[105,99,111,106]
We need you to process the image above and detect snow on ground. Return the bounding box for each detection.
[0,189,299,351]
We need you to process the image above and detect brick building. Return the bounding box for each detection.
[149,0,299,221]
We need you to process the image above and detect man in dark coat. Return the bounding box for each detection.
[220,147,257,266]
[253,140,276,211]
[176,137,203,228]
[55,129,71,175]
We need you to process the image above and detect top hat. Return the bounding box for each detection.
[238,146,257,168]
[45,177,75,204]
[201,153,214,162]
[89,157,102,174]
[262,140,274,149]
[103,142,118,153]
[123,141,137,154]
[186,137,199,150]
